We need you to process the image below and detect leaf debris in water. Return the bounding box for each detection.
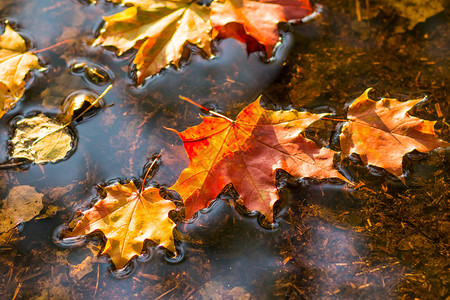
[11,114,73,164]
[0,185,43,234]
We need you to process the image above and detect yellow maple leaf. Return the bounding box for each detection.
[93,0,212,84]
[0,23,43,119]
[68,181,176,268]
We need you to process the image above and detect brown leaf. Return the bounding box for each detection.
[0,185,44,234]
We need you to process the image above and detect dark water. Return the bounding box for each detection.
[0,0,449,299]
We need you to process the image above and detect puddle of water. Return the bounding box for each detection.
[0,0,449,299]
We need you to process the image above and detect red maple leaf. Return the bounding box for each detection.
[169,97,346,221]
[210,0,313,56]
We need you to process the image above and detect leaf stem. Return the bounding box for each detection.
[33,39,74,54]
[141,150,163,194]
[179,96,234,123]
[31,84,113,147]
[73,84,113,123]
[322,117,349,122]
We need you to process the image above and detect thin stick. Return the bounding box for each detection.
[31,84,113,146]
[355,0,362,22]
[12,282,22,300]
[33,39,74,54]
[141,150,163,194]
[73,84,113,123]
[0,161,28,169]
[179,96,234,123]
[154,284,178,300]
[94,264,99,297]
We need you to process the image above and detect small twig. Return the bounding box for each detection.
[31,84,113,147]
[33,39,74,54]
[0,161,28,169]
[179,96,234,123]
[141,150,163,194]
[154,284,178,300]
[184,288,196,299]
[355,0,362,22]
[94,264,100,297]
[11,282,22,300]
[6,268,13,286]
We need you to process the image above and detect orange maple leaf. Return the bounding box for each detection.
[93,0,212,84]
[210,0,313,56]
[0,23,43,119]
[68,181,176,268]
[340,89,449,178]
[169,97,346,221]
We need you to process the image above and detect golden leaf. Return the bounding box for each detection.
[0,23,43,118]
[68,181,176,268]
[11,114,74,164]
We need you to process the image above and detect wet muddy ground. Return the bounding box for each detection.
[0,0,449,299]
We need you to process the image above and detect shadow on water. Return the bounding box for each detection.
[0,0,449,299]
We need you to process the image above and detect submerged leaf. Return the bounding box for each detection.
[386,0,444,29]
[68,181,176,268]
[0,23,43,119]
[340,89,449,177]
[11,114,74,164]
[0,185,43,234]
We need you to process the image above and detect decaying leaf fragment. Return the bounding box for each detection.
[94,0,212,83]
[68,181,176,268]
[11,114,74,164]
[386,0,444,29]
[169,97,346,221]
[0,185,43,234]
[340,89,449,177]
[0,23,43,119]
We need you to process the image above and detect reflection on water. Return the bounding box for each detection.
[0,0,449,298]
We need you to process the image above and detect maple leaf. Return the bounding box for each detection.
[68,181,176,268]
[0,23,43,119]
[210,0,313,56]
[94,0,212,84]
[169,97,346,221]
[340,89,450,178]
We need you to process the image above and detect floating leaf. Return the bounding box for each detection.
[11,114,74,164]
[169,97,345,221]
[68,181,176,268]
[94,0,212,84]
[0,23,43,119]
[94,0,313,82]
[340,89,449,178]
[210,0,313,56]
